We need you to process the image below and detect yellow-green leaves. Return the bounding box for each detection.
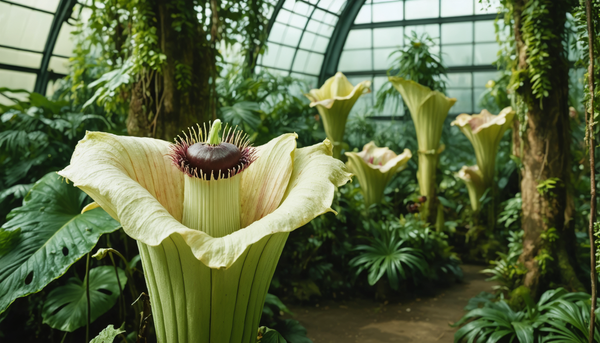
[305,72,371,159]
[388,77,456,218]
[345,142,411,208]
[451,107,515,188]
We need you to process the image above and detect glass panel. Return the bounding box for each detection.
[293,1,312,16]
[0,70,36,95]
[282,25,303,47]
[475,21,496,42]
[476,0,500,14]
[326,0,346,14]
[290,73,318,88]
[339,50,372,72]
[49,56,69,74]
[289,13,309,29]
[442,44,473,66]
[299,31,316,50]
[282,0,295,11]
[405,0,439,20]
[312,9,326,21]
[473,71,500,88]
[373,75,401,115]
[305,52,324,75]
[0,4,54,52]
[292,50,309,73]
[10,0,59,13]
[372,1,403,22]
[53,22,76,56]
[268,23,286,43]
[322,13,339,26]
[373,27,403,48]
[313,35,329,53]
[344,29,372,50]
[474,43,498,65]
[404,24,440,41]
[0,47,42,68]
[441,22,472,44]
[446,89,472,113]
[441,0,474,17]
[354,4,371,24]
[275,9,291,24]
[447,72,472,88]
[373,48,396,70]
[305,19,321,33]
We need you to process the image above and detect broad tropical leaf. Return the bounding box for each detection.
[89,324,126,343]
[258,327,287,343]
[42,266,127,332]
[0,172,121,314]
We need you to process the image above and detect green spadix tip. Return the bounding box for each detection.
[207,119,222,145]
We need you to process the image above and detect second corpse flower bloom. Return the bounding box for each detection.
[389,77,456,219]
[451,107,516,188]
[345,141,412,208]
[306,72,371,159]
[58,120,351,343]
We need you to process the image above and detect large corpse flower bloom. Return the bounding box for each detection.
[58,120,351,343]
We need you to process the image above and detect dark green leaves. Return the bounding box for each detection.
[258,327,287,343]
[42,266,127,332]
[0,173,121,315]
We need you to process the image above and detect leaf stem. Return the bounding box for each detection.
[86,252,91,343]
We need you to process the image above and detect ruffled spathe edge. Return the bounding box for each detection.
[306,73,371,109]
[452,107,515,134]
[59,132,351,269]
[348,141,412,174]
[388,76,457,114]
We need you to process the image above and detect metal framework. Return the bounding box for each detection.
[319,0,366,84]
[34,0,77,94]
[0,0,75,94]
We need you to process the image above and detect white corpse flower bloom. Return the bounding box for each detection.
[451,107,516,188]
[345,141,412,208]
[388,77,456,217]
[306,72,371,159]
[58,120,351,343]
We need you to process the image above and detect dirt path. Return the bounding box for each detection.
[286,265,495,343]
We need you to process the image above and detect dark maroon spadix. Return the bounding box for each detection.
[186,142,242,177]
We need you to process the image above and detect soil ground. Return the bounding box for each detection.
[286,265,496,343]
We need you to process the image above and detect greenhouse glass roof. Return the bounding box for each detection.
[0,0,577,116]
[0,0,91,97]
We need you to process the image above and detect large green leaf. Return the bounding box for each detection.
[0,172,121,314]
[42,266,127,332]
[258,327,287,343]
[89,324,126,343]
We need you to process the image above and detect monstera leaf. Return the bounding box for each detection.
[42,266,127,332]
[0,172,121,315]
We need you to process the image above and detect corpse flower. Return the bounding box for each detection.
[305,72,371,159]
[58,120,351,343]
[388,77,456,219]
[456,165,485,211]
[451,107,516,188]
[345,141,412,208]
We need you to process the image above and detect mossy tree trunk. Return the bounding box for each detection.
[513,0,584,298]
[127,0,215,141]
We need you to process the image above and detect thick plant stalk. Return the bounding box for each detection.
[389,77,456,223]
[585,0,597,340]
[140,173,290,342]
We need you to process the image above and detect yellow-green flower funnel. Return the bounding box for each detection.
[58,122,351,343]
[306,72,371,159]
[388,77,456,218]
[345,141,412,209]
[456,165,485,211]
[451,107,516,188]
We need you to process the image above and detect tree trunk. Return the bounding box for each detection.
[514,0,585,297]
[127,0,214,141]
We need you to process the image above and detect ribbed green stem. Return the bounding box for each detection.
[140,171,290,343]
[182,174,241,237]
